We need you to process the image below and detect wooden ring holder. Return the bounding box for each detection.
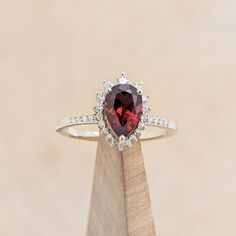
[87,135,156,236]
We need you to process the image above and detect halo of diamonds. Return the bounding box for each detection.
[94,73,151,151]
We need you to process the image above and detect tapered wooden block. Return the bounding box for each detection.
[87,135,156,236]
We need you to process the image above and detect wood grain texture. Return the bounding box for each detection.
[123,142,156,236]
[87,135,156,236]
[87,135,128,236]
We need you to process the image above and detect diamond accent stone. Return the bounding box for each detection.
[133,82,143,91]
[138,122,145,130]
[82,115,88,122]
[111,139,118,147]
[102,127,109,135]
[142,95,149,103]
[142,106,151,114]
[134,129,141,136]
[125,139,132,148]
[95,113,103,121]
[96,92,105,102]
[145,116,173,128]
[103,81,113,92]
[94,104,103,113]
[117,73,128,84]
[106,133,113,141]
[98,120,105,129]
[119,135,126,144]
[141,114,149,123]
[130,134,137,142]
[118,145,124,151]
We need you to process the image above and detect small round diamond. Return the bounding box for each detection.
[125,139,132,148]
[95,113,103,121]
[138,122,145,130]
[134,129,142,136]
[103,81,113,92]
[117,73,128,84]
[142,106,151,113]
[106,133,113,141]
[98,120,105,129]
[102,128,109,135]
[133,82,143,90]
[111,139,118,147]
[118,144,124,151]
[94,104,103,113]
[150,117,156,124]
[130,134,137,142]
[142,95,149,103]
[119,135,126,144]
[141,114,149,123]
[82,115,87,122]
[96,92,105,101]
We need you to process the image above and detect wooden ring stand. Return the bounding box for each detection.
[87,135,156,236]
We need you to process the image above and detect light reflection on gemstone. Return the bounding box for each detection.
[104,84,143,137]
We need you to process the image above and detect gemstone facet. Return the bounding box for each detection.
[104,84,143,137]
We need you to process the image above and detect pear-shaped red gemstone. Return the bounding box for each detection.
[104,84,143,137]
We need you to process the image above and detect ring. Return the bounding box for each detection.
[56,73,177,151]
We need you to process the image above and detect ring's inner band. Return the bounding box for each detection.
[57,124,175,141]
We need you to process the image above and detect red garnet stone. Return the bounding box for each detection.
[104,84,143,137]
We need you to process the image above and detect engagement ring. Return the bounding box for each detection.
[56,73,177,151]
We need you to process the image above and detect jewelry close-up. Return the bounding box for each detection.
[56,73,177,151]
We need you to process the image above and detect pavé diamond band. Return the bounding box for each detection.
[56,73,177,151]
